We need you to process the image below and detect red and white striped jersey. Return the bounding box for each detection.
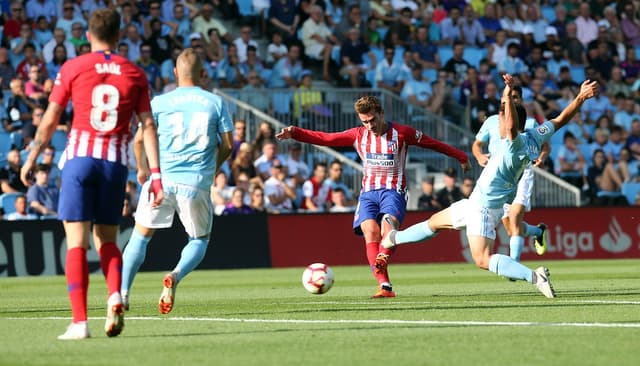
[291,122,469,193]
[49,51,151,167]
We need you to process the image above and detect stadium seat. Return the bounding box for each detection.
[570,65,585,82]
[541,6,556,22]
[0,132,11,167]
[423,68,437,82]
[463,47,487,68]
[0,192,22,215]
[273,91,292,114]
[392,45,405,65]
[439,46,453,65]
[621,182,640,205]
[376,26,388,41]
[50,130,68,151]
[237,0,255,16]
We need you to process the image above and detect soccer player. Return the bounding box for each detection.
[382,75,599,298]
[276,95,471,298]
[120,48,233,315]
[472,86,550,263]
[20,9,164,340]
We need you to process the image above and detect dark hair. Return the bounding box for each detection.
[89,8,121,45]
[516,104,526,131]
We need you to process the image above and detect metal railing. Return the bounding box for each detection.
[215,87,582,207]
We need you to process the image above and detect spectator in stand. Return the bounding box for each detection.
[411,25,441,70]
[25,65,49,106]
[443,41,471,86]
[301,5,338,82]
[429,68,460,122]
[585,149,608,201]
[252,121,276,159]
[587,41,616,81]
[0,47,17,90]
[203,29,225,66]
[33,16,54,48]
[550,5,568,41]
[56,1,87,39]
[461,176,474,198]
[16,43,47,82]
[620,1,640,47]
[472,81,500,133]
[3,194,38,220]
[122,24,143,62]
[500,4,524,44]
[370,0,395,25]
[145,18,177,66]
[249,185,266,212]
[439,6,462,45]
[222,188,255,215]
[11,24,42,70]
[546,42,571,81]
[329,187,356,212]
[191,1,232,44]
[614,97,640,132]
[234,25,260,64]
[621,46,640,82]
[211,171,234,216]
[268,0,300,44]
[401,63,432,112]
[530,77,560,121]
[264,159,296,213]
[254,139,280,181]
[5,78,37,141]
[589,127,610,158]
[231,142,260,186]
[459,66,485,107]
[293,71,330,125]
[40,144,60,188]
[605,126,626,164]
[376,46,405,95]
[523,4,548,45]
[172,2,194,47]
[239,46,265,83]
[0,148,28,194]
[626,120,640,161]
[26,163,58,218]
[556,131,585,189]
[240,70,271,112]
[460,4,485,48]
[334,3,366,43]
[323,160,354,205]
[135,43,163,95]
[266,31,288,68]
[269,44,303,88]
[338,27,376,88]
[301,162,331,212]
[435,167,462,209]
[26,0,57,29]
[498,42,526,77]
[581,86,613,124]
[217,44,246,88]
[487,30,507,69]
[68,22,88,52]
[565,22,587,65]
[575,2,598,48]
[230,119,246,161]
[3,2,29,43]
[46,44,68,81]
[160,46,182,92]
[478,2,502,44]
[417,175,440,211]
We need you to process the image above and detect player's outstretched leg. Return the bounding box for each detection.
[488,254,555,298]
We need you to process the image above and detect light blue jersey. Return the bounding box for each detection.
[152,86,233,193]
[476,115,537,157]
[471,121,555,208]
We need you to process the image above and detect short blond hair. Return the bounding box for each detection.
[176,48,203,83]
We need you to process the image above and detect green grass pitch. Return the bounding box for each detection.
[1,259,639,366]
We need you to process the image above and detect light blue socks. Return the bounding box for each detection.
[121,228,152,293]
[524,223,542,237]
[395,220,436,244]
[174,238,209,282]
[489,254,533,283]
[509,235,524,261]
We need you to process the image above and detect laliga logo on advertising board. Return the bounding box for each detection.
[459,216,636,261]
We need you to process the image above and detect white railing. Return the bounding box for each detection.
[531,167,582,207]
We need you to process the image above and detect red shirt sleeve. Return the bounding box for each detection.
[291,126,358,147]
[404,126,469,164]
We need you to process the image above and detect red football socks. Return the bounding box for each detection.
[99,243,122,297]
[65,247,88,323]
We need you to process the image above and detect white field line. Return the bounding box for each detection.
[4,316,640,328]
[280,299,640,306]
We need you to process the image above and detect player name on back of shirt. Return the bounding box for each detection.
[95,63,121,75]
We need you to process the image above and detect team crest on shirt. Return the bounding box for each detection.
[388,140,398,152]
[415,130,423,142]
[536,125,550,135]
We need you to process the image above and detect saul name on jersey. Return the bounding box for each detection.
[95,63,121,75]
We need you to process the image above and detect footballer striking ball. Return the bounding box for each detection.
[302,263,334,294]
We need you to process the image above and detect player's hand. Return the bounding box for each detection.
[502,73,513,87]
[276,126,294,140]
[137,167,150,185]
[461,160,472,173]
[476,153,490,167]
[149,169,164,207]
[20,160,35,187]
[579,79,599,100]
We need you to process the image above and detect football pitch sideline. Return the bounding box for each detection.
[1,259,639,366]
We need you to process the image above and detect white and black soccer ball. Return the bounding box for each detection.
[301,263,334,294]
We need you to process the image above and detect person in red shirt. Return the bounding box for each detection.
[277,95,471,298]
[20,8,164,341]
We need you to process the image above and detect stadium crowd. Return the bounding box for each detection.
[2,0,640,220]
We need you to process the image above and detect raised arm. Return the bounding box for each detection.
[499,73,518,141]
[276,126,356,147]
[550,80,599,131]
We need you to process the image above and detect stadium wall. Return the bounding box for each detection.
[0,208,638,277]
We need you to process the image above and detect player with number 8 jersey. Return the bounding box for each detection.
[20,9,164,340]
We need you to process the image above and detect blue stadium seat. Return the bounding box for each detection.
[376,26,388,41]
[331,46,341,63]
[578,143,592,165]
[463,47,487,68]
[0,192,22,215]
[237,0,255,16]
[0,132,11,167]
[439,46,453,65]
[570,65,585,82]
[273,91,292,114]
[50,130,68,151]
[541,6,556,22]
[621,182,640,205]
[423,68,437,82]
[392,45,405,65]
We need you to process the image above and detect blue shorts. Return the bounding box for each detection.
[353,189,407,236]
[58,157,128,225]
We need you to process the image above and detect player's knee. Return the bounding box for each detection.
[473,257,490,270]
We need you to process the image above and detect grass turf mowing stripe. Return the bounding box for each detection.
[7,316,640,328]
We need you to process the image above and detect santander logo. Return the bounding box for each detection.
[599,217,632,253]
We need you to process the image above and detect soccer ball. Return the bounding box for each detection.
[302,263,334,294]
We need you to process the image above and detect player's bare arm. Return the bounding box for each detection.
[216,131,234,174]
[534,142,551,167]
[550,79,599,131]
[499,74,518,141]
[139,111,164,207]
[20,102,64,186]
[472,139,489,167]
[133,125,149,185]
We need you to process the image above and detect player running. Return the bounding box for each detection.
[472,85,550,263]
[382,75,599,298]
[120,48,233,314]
[276,95,471,298]
[20,9,164,339]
